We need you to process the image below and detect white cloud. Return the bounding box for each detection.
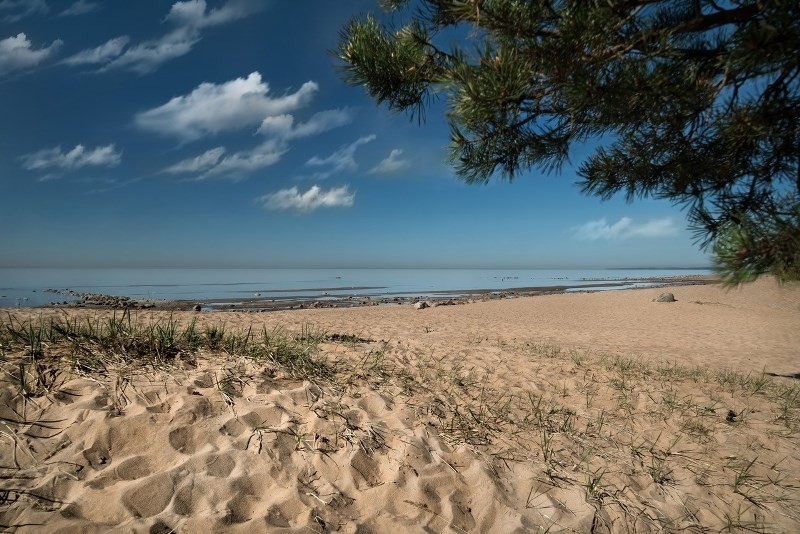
[20,144,122,171]
[165,0,255,29]
[305,135,376,179]
[62,36,129,66]
[101,27,199,74]
[369,148,410,174]
[164,146,226,174]
[258,185,355,213]
[60,0,99,17]
[0,33,62,74]
[0,0,48,22]
[96,0,260,73]
[573,217,679,240]
[197,140,287,180]
[135,72,318,141]
[257,108,354,140]
[168,140,287,180]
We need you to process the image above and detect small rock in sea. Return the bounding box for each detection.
[414,301,429,310]
[654,292,676,302]
[193,304,202,311]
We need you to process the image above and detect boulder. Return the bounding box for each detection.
[654,293,676,302]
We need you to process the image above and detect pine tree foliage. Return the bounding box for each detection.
[337,0,800,282]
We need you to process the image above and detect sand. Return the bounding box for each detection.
[1,278,799,532]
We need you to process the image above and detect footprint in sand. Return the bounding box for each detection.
[218,476,269,525]
[149,519,175,534]
[224,494,261,524]
[265,505,291,528]
[219,407,285,440]
[51,522,107,534]
[169,426,216,454]
[173,479,210,517]
[350,449,382,489]
[81,441,111,471]
[204,453,236,477]
[264,496,306,528]
[86,456,154,489]
[170,394,219,425]
[115,456,155,480]
[220,417,246,437]
[448,489,477,532]
[121,472,175,518]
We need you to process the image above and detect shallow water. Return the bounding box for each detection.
[0,268,711,308]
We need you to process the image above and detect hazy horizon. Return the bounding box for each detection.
[0,264,712,270]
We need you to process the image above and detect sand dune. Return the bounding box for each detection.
[1,278,799,532]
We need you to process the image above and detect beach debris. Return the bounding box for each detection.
[654,292,676,302]
[193,304,202,312]
[414,301,429,310]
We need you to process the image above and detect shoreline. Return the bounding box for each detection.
[35,274,717,312]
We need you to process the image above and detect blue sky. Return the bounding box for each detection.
[0,0,710,269]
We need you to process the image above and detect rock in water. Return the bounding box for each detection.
[654,293,676,302]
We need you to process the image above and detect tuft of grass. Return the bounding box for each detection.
[583,467,606,502]
[1,312,333,382]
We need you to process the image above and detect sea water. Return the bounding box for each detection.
[0,268,711,308]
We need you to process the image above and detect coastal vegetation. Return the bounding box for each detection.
[336,1,800,283]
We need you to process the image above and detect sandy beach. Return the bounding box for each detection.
[1,278,799,532]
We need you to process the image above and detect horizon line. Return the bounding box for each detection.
[0,265,714,270]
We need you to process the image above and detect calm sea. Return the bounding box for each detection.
[0,268,711,308]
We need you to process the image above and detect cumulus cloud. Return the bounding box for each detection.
[0,0,48,22]
[305,135,375,180]
[167,140,287,180]
[135,72,318,141]
[59,0,99,17]
[258,185,355,213]
[369,148,410,174]
[20,144,122,171]
[95,0,261,73]
[573,217,679,240]
[61,36,129,66]
[257,108,354,140]
[0,33,62,74]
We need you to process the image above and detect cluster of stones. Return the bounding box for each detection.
[44,289,155,309]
